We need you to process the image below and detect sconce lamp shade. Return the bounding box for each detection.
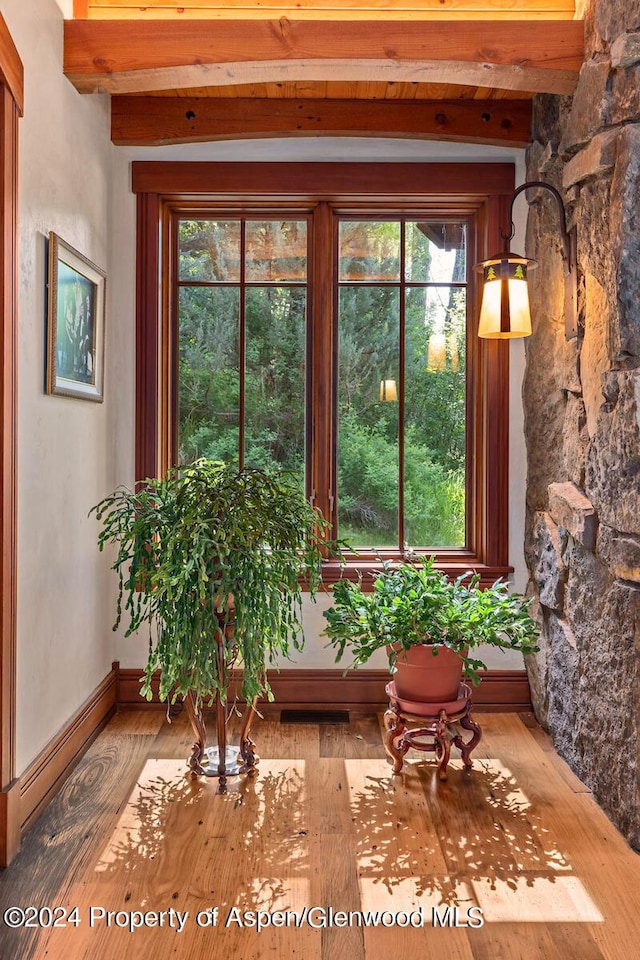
[475,252,537,339]
[379,378,398,402]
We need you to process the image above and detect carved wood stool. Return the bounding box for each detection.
[383,681,482,780]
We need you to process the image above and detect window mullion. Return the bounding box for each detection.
[399,223,406,551]
[310,201,335,530]
[239,219,246,471]
[167,211,179,472]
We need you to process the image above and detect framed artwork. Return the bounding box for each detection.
[46,232,106,401]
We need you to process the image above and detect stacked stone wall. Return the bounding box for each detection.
[523,0,640,848]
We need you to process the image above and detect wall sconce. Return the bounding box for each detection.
[474,180,578,341]
[379,378,398,402]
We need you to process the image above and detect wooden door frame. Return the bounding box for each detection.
[0,12,22,867]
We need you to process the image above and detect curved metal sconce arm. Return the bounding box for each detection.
[501,180,575,274]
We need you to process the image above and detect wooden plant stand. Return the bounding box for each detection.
[383,681,482,780]
[183,625,259,791]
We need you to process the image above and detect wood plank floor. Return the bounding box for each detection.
[1,710,639,960]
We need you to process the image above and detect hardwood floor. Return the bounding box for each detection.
[0,709,638,960]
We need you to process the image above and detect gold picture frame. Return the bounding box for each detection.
[46,232,106,401]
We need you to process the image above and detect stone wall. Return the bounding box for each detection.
[523,0,640,848]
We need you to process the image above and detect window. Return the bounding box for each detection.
[337,218,467,549]
[134,162,513,583]
[177,217,308,488]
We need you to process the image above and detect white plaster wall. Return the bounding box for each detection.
[3,0,118,774]
[111,137,527,674]
[53,0,73,17]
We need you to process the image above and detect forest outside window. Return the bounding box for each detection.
[337,219,467,549]
[177,217,308,489]
[133,161,513,581]
[175,211,467,553]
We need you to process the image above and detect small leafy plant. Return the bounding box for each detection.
[92,459,334,706]
[323,556,539,685]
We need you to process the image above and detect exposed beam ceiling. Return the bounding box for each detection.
[111,95,532,146]
[64,19,583,96]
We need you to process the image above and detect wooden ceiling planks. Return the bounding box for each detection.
[76,0,576,21]
[141,81,534,99]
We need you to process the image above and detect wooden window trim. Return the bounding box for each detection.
[134,161,513,585]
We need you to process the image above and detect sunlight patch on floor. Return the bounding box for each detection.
[94,759,207,872]
[471,875,604,922]
[90,755,603,931]
[359,875,478,914]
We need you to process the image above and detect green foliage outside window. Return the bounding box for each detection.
[177,218,467,549]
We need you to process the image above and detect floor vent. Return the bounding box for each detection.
[280,709,350,724]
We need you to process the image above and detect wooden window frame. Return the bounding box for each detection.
[332,207,472,557]
[133,161,513,586]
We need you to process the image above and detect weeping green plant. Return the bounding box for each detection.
[91,459,334,706]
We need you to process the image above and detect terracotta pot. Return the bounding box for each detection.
[392,644,464,703]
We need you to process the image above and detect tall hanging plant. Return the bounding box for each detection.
[91,459,333,706]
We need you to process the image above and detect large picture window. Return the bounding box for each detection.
[134,162,513,583]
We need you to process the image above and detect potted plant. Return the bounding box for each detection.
[91,458,334,784]
[323,556,539,703]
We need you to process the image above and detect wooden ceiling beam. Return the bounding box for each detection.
[111,95,533,147]
[64,19,583,96]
